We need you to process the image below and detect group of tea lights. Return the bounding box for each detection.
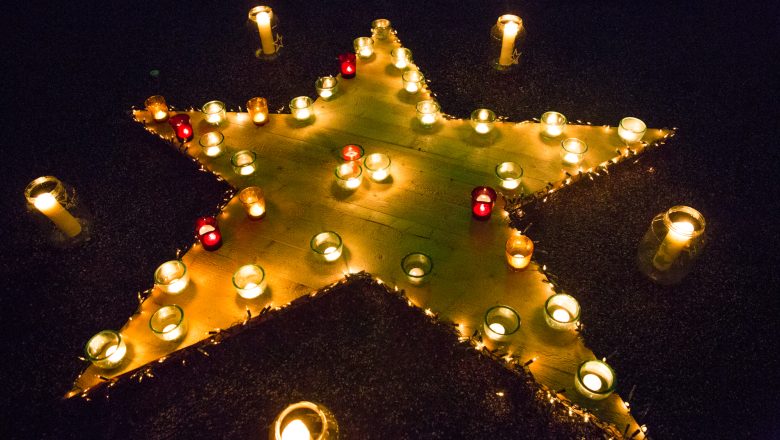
[335,144,392,190]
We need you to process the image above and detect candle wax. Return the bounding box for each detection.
[319,90,333,99]
[405,83,419,93]
[323,246,341,261]
[153,110,168,122]
[371,169,389,182]
[249,204,265,217]
[420,114,435,125]
[408,267,425,277]
[33,193,82,237]
[563,152,580,164]
[295,109,311,120]
[476,194,492,203]
[475,123,490,134]
[253,113,267,124]
[105,345,117,358]
[162,324,177,333]
[500,178,519,189]
[582,373,603,392]
[545,126,562,137]
[499,21,519,66]
[256,11,276,55]
[346,177,361,189]
[359,48,372,57]
[198,225,216,236]
[240,165,256,175]
[489,322,506,335]
[552,308,571,323]
[281,419,311,440]
[205,146,221,157]
[652,220,694,270]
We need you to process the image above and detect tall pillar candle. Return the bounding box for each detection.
[252,6,276,55]
[33,193,82,237]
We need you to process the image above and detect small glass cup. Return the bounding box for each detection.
[335,162,363,190]
[84,330,127,369]
[371,19,392,40]
[238,186,266,220]
[483,305,521,342]
[416,100,440,128]
[233,264,267,299]
[149,305,188,342]
[505,234,533,269]
[310,231,343,262]
[353,37,374,58]
[198,131,224,157]
[618,117,647,144]
[315,76,339,100]
[471,186,497,220]
[470,108,496,134]
[247,97,269,126]
[232,150,257,176]
[401,252,433,285]
[402,69,424,94]
[202,100,226,126]
[145,95,169,123]
[540,111,566,138]
[154,260,189,294]
[638,205,706,284]
[364,153,391,182]
[560,138,588,165]
[575,360,616,400]
[495,162,523,190]
[271,401,339,440]
[339,53,357,78]
[290,96,313,121]
[391,47,412,69]
[544,293,581,331]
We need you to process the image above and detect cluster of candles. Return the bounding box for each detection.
[335,144,392,190]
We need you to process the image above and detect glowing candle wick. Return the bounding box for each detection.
[281,419,311,440]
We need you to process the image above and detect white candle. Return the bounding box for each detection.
[281,419,311,440]
[499,21,519,66]
[563,152,580,165]
[323,246,341,261]
[618,117,647,143]
[408,267,424,277]
[421,114,435,125]
[253,112,267,124]
[153,110,168,122]
[198,224,216,236]
[240,165,256,175]
[488,322,505,335]
[652,221,694,271]
[163,324,176,333]
[476,194,492,203]
[256,9,276,55]
[249,204,265,217]
[33,193,82,237]
[155,260,189,294]
[582,373,603,392]
[346,177,361,189]
[552,308,571,323]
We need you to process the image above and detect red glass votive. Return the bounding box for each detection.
[168,114,194,143]
[339,53,356,79]
[195,216,222,251]
[341,144,364,161]
[471,186,497,220]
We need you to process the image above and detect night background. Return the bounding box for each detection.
[3,0,778,439]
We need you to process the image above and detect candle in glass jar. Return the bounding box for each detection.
[341,144,364,161]
[246,97,269,126]
[402,69,424,93]
[84,330,127,369]
[416,100,440,127]
[335,162,363,190]
[470,108,496,134]
[150,305,188,342]
[471,186,497,220]
[272,402,338,440]
[498,18,520,66]
[168,114,193,143]
[495,162,523,190]
[505,234,533,269]
[544,293,580,331]
[154,260,189,294]
[618,117,647,144]
[652,220,694,271]
[290,96,313,121]
[145,95,169,122]
[483,305,521,342]
[401,252,433,285]
[195,216,222,251]
[198,131,224,157]
[371,18,392,40]
[364,153,391,182]
[575,360,616,400]
[540,111,566,138]
[232,264,266,299]
[391,47,412,69]
[560,138,588,165]
[353,37,374,58]
[232,150,257,175]
[339,53,356,79]
[310,231,343,262]
[202,100,226,125]
[250,6,276,55]
[315,76,339,100]
[32,192,82,237]
[238,186,266,220]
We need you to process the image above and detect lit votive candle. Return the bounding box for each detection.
[195,216,222,251]
[339,53,357,79]
[618,117,647,144]
[149,305,188,342]
[505,234,533,270]
[232,150,257,176]
[315,76,339,100]
[310,231,343,262]
[652,206,705,271]
[238,186,266,220]
[202,100,226,126]
[483,305,521,343]
[353,37,374,58]
[471,186,497,220]
[416,99,440,128]
[402,69,424,93]
[364,153,391,182]
[168,114,194,143]
[401,252,433,285]
[290,96,313,121]
[84,330,127,369]
[540,111,566,138]
[371,18,392,40]
[560,138,588,166]
[248,6,276,56]
[271,401,339,440]
[26,177,82,238]
[335,162,363,190]
[233,264,266,299]
[247,97,269,126]
[341,144,364,161]
[154,260,190,294]
[575,360,616,400]
[391,47,412,69]
[145,95,169,123]
[544,293,580,331]
[471,108,496,134]
[198,131,224,157]
[495,162,523,190]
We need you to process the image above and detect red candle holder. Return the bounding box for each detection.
[168,114,194,143]
[471,186,497,220]
[341,144,364,161]
[339,53,356,79]
[195,216,222,251]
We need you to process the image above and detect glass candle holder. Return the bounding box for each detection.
[247,97,269,126]
[238,186,266,220]
[232,150,257,175]
[401,252,433,285]
[495,162,523,190]
[271,401,339,440]
[145,95,169,123]
[575,360,616,400]
[232,264,266,299]
[195,216,222,251]
[618,117,647,144]
[202,100,226,126]
[560,138,588,166]
[402,69,424,94]
[339,53,357,79]
[310,231,343,262]
[149,305,188,342]
[25,176,82,238]
[341,144,364,161]
[335,162,363,190]
[154,260,189,294]
[416,100,440,128]
[84,330,127,369]
[544,293,581,331]
[540,111,566,138]
[248,6,278,58]
[198,131,224,157]
[315,76,339,100]
[637,205,706,284]
[364,153,391,182]
[483,305,521,342]
[290,96,313,121]
[471,186,497,220]
[391,47,412,69]
[168,114,193,142]
[491,14,525,71]
[505,234,533,270]
[371,18,392,40]
[353,37,374,58]
[470,108,496,134]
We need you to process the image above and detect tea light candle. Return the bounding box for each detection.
[149,305,188,342]
[416,100,440,127]
[618,117,647,144]
[232,264,266,299]
[198,131,224,157]
[371,18,392,40]
[33,192,82,238]
[364,153,391,182]
[497,15,522,67]
[290,96,313,121]
[471,186,497,220]
[652,206,704,271]
[315,76,339,100]
[246,97,269,126]
[84,330,127,369]
[335,162,363,190]
[339,53,356,79]
[540,111,566,138]
[560,138,588,165]
[341,144,364,161]
[144,95,169,122]
[271,402,338,440]
[353,37,374,58]
[575,360,616,400]
[470,108,496,134]
[495,162,523,190]
[401,252,433,285]
[238,186,266,220]
[402,69,424,93]
[249,6,276,56]
[544,293,581,331]
[168,114,193,143]
[195,216,222,251]
[154,260,189,294]
[310,231,343,262]
[505,234,533,269]
[483,305,521,342]
[391,47,412,69]
[231,150,257,175]
[202,100,226,126]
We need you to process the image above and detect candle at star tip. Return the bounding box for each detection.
[195,216,222,251]
[618,116,647,143]
[391,47,412,69]
[575,359,615,400]
[144,95,169,122]
[84,330,127,369]
[544,293,580,331]
[353,37,374,58]
[33,192,82,237]
[371,18,392,40]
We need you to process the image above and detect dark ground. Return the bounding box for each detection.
[2,0,778,439]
